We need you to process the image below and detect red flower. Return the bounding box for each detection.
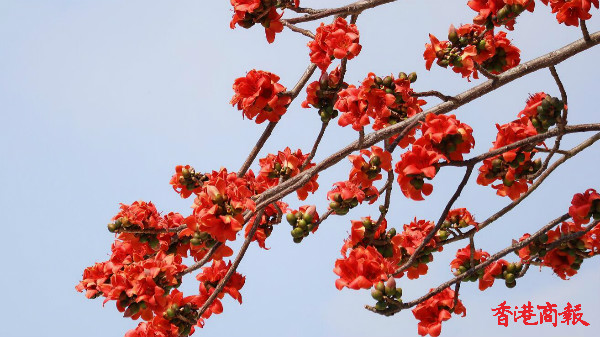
[416,113,475,161]
[395,145,444,200]
[197,260,245,304]
[469,0,535,30]
[335,85,370,130]
[542,0,599,26]
[170,165,207,198]
[412,287,466,337]
[230,0,298,43]
[308,17,361,71]
[333,245,395,290]
[327,180,367,215]
[569,188,600,225]
[480,259,509,290]
[231,70,291,124]
[188,169,256,243]
[348,146,393,187]
[445,208,479,230]
[258,147,319,200]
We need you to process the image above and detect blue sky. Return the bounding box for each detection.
[0,1,599,336]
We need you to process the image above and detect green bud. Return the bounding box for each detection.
[395,287,403,298]
[515,262,523,272]
[539,234,549,243]
[505,273,515,283]
[398,72,408,81]
[408,72,418,83]
[371,289,384,301]
[190,238,202,246]
[437,230,448,241]
[502,178,514,187]
[385,286,396,297]
[382,245,394,258]
[297,219,308,230]
[335,208,349,216]
[506,263,517,274]
[370,155,381,167]
[382,76,393,87]
[303,213,313,224]
[448,26,459,43]
[286,213,297,225]
[374,76,383,86]
[293,237,303,244]
[477,40,486,51]
[387,228,397,237]
[107,222,119,232]
[505,280,517,288]
[497,6,510,20]
[291,227,304,238]
[329,201,340,210]
[571,263,581,270]
[458,266,467,273]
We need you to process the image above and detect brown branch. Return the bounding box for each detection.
[238,121,277,177]
[368,213,572,316]
[288,7,320,15]
[475,63,499,81]
[285,0,398,24]
[197,208,265,317]
[180,242,223,276]
[443,132,600,245]
[412,90,456,102]
[373,168,395,230]
[395,165,474,275]
[301,121,329,170]
[453,282,461,310]
[440,124,600,168]
[534,147,569,155]
[581,19,591,42]
[529,65,569,180]
[281,20,315,39]
[117,224,187,234]
[254,32,600,219]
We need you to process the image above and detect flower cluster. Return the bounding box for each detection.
[230,0,299,43]
[258,147,319,200]
[231,69,291,124]
[302,67,347,122]
[424,24,520,80]
[518,92,566,133]
[286,205,319,243]
[437,208,479,241]
[568,188,600,225]
[395,114,475,201]
[517,190,600,280]
[309,17,362,71]
[541,0,599,26]
[450,245,519,290]
[333,245,396,290]
[412,287,466,337]
[477,115,541,200]
[469,0,536,30]
[335,72,425,135]
[170,165,209,199]
[395,219,443,279]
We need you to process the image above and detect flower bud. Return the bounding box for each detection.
[448,25,459,44]
[291,227,304,238]
[505,273,515,283]
[107,222,119,232]
[286,213,297,225]
[387,228,396,237]
[375,281,385,292]
[371,288,384,301]
[319,72,329,90]
[398,72,408,81]
[382,76,393,88]
[506,280,517,288]
[293,237,303,243]
[408,72,418,83]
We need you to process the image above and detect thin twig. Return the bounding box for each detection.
[281,20,315,39]
[444,132,600,245]
[395,165,474,274]
[475,63,499,81]
[285,0,397,24]
[254,32,600,216]
[581,19,591,42]
[301,122,329,170]
[412,90,456,102]
[117,224,187,235]
[367,213,573,316]
[180,242,223,276]
[197,208,265,317]
[469,235,475,267]
[238,122,277,177]
[529,65,569,179]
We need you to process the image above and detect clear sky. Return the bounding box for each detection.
[0,1,599,336]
